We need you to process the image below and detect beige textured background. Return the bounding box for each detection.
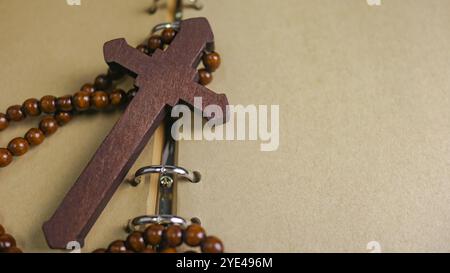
[0,0,450,253]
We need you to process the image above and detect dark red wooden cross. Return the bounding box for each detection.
[42,17,228,249]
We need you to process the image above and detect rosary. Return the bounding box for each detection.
[0,0,227,253]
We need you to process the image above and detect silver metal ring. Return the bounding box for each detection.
[149,0,203,22]
[151,21,181,34]
[131,165,201,186]
[127,215,187,232]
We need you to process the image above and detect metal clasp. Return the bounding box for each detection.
[130,165,201,187]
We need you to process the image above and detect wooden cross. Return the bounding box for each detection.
[42,17,229,249]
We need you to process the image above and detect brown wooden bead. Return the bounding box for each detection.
[40,95,57,114]
[0,234,16,249]
[39,116,58,136]
[55,112,73,126]
[148,35,163,50]
[126,88,138,104]
[0,113,8,131]
[109,89,126,107]
[136,44,149,55]
[126,231,146,252]
[184,224,206,247]
[0,148,13,168]
[2,247,22,253]
[161,28,177,44]
[22,98,41,117]
[7,137,29,156]
[144,224,164,246]
[25,128,45,146]
[0,224,4,235]
[108,240,127,253]
[91,91,110,110]
[73,91,91,111]
[56,95,73,112]
[201,236,224,253]
[160,248,177,253]
[6,105,26,122]
[198,69,213,86]
[94,74,112,90]
[203,52,221,72]
[92,248,107,253]
[141,247,156,253]
[80,83,95,94]
[163,225,183,247]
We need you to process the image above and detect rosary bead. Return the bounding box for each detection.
[25,128,45,146]
[201,236,224,253]
[107,67,125,80]
[144,224,164,246]
[7,137,29,156]
[126,231,146,252]
[203,52,221,72]
[161,28,177,44]
[0,234,16,249]
[160,248,177,253]
[91,91,110,110]
[40,95,57,114]
[56,95,74,112]
[73,91,91,111]
[0,113,9,131]
[80,83,95,94]
[136,44,150,55]
[94,74,112,90]
[0,148,13,168]
[39,116,59,136]
[148,35,163,50]
[55,112,73,126]
[0,225,4,235]
[163,225,183,247]
[108,240,127,253]
[184,224,206,247]
[141,247,156,253]
[1,247,22,253]
[22,98,41,117]
[6,105,26,122]
[198,69,213,86]
[126,88,138,104]
[109,89,126,107]
[92,248,107,253]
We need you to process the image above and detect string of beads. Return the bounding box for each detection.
[0,28,221,169]
[92,223,224,254]
[1,222,225,254]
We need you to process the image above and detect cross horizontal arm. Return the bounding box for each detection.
[104,38,153,77]
[181,82,229,124]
